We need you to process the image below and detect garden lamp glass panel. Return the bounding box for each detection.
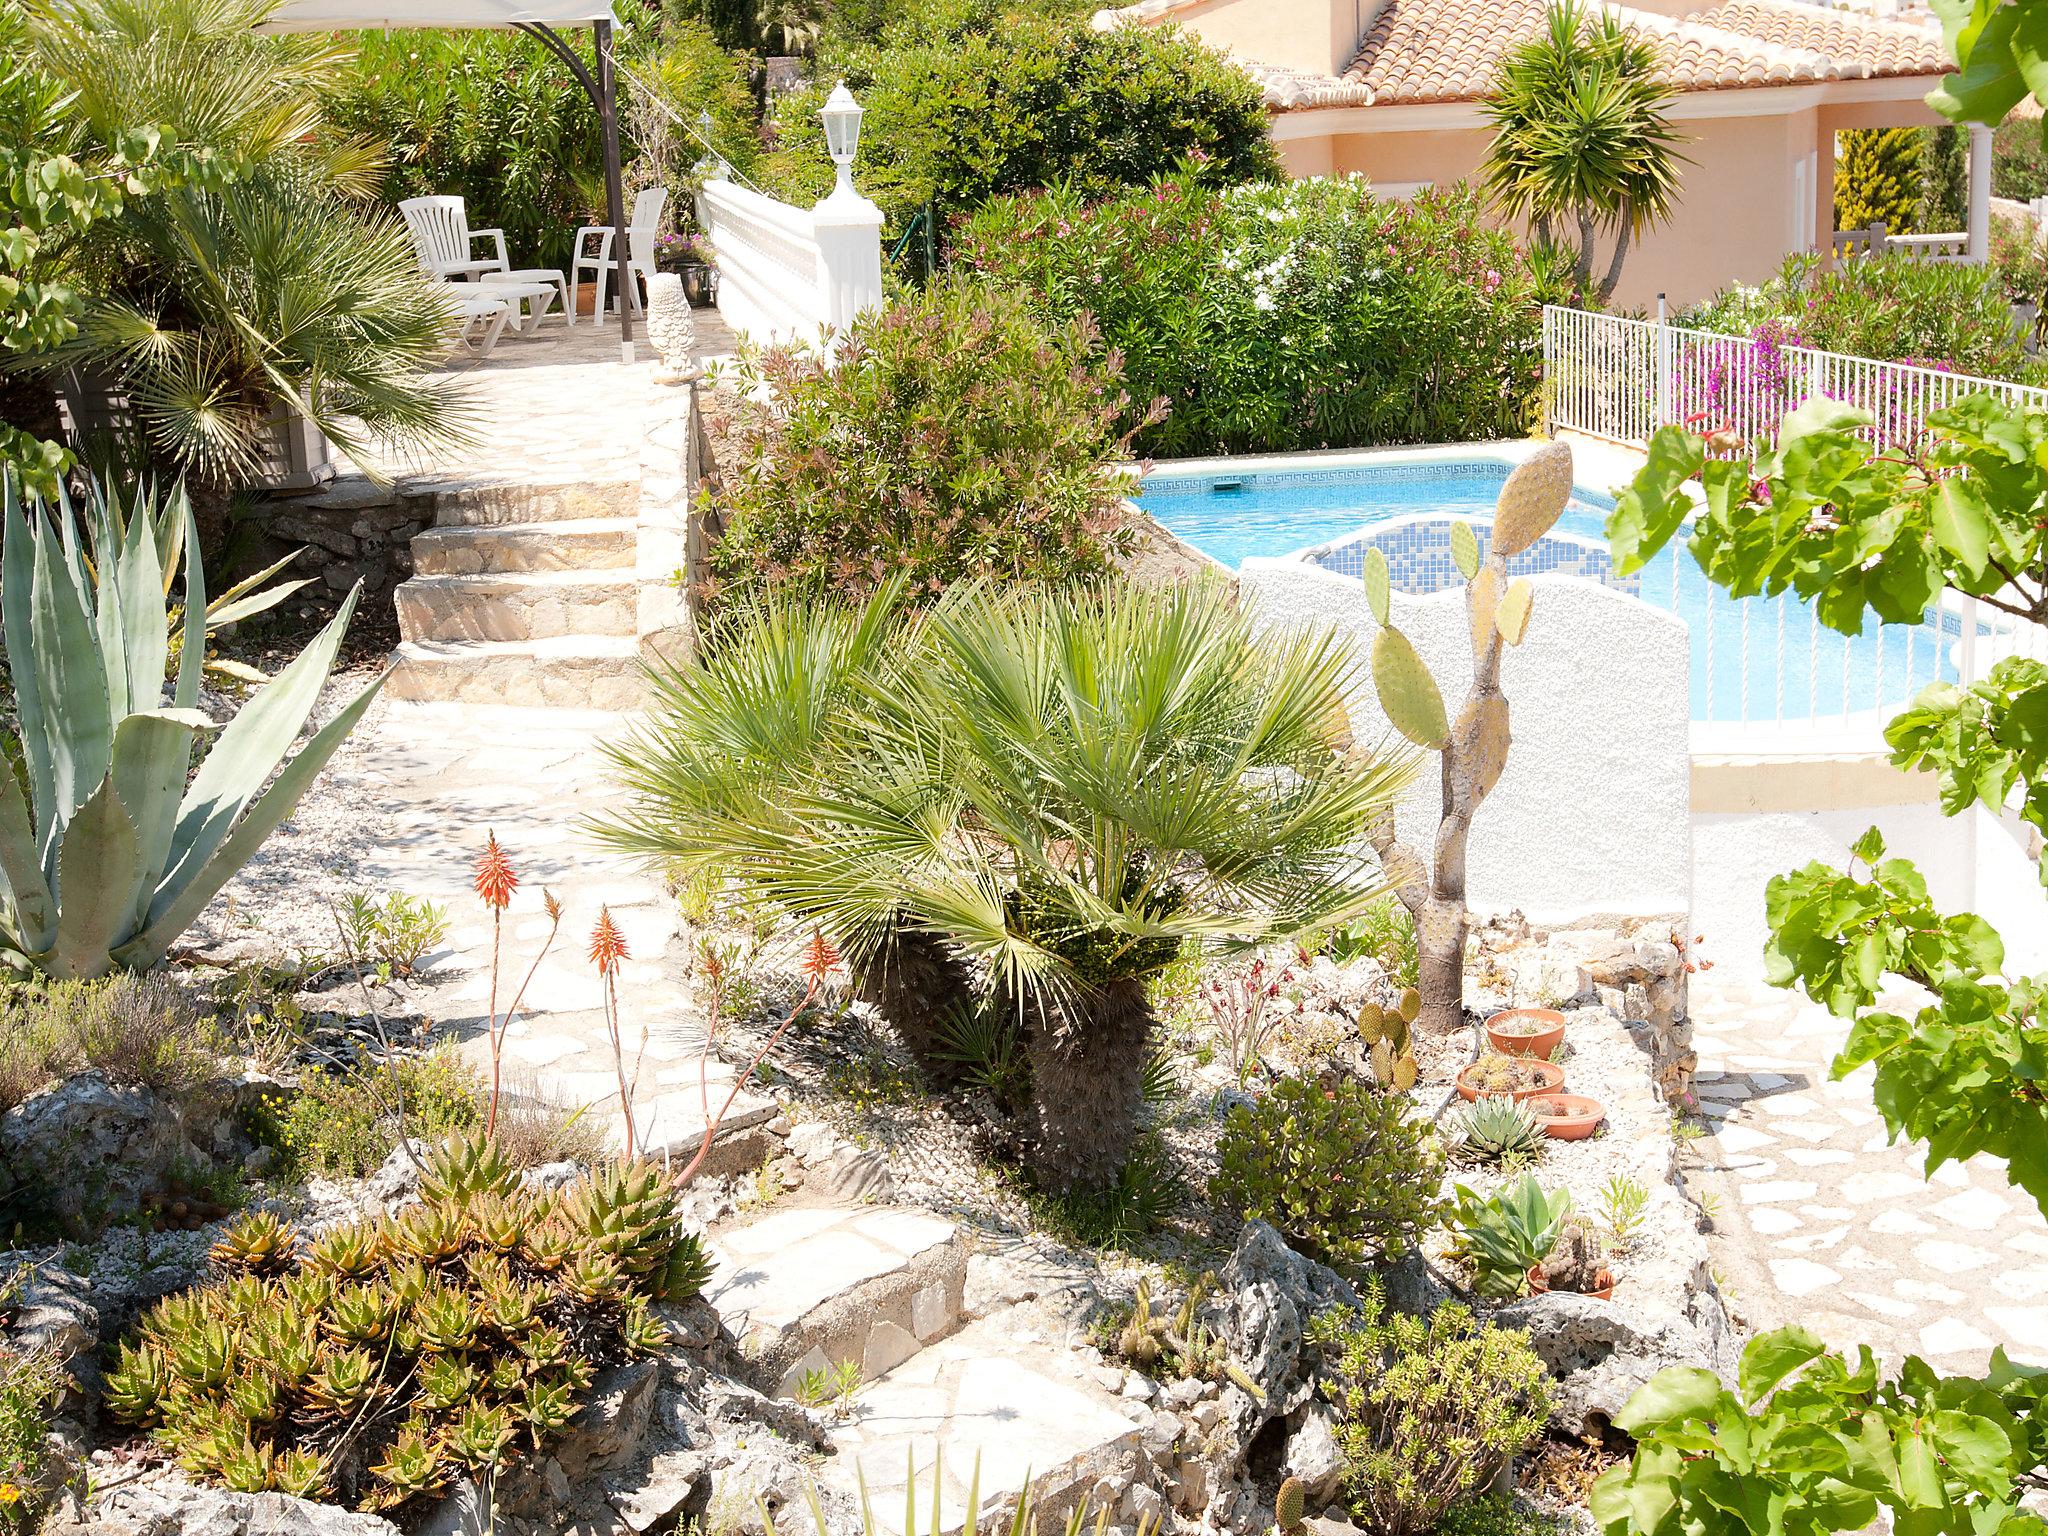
[820,82,863,195]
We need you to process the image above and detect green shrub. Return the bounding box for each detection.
[704,278,1144,604]
[1834,127,1923,233]
[1212,1075,1443,1272]
[0,1339,68,1529]
[1992,114,2048,203]
[247,1048,484,1180]
[1678,251,2037,382]
[104,1138,711,1512]
[958,176,1555,458]
[1308,1283,1552,1536]
[336,891,451,979]
[760,14,1276,233]
[1435,1498,1561,1536]
[1992,214,2048,309]
[0,975,219,1115]
[1320,895,1418,989]
[1919,125,1966,232]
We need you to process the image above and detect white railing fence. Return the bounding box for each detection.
[696,177,882,348]
[1830,222,1970,264]
[1543,304,2048,740]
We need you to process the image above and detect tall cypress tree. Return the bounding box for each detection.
[1834,127,1924,234]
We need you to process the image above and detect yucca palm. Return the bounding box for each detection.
[600,579,1416,1192]
[1481,0,1687,304]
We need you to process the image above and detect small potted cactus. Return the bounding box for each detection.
[1528,1216,1614,1299]
[1528,1092,1605,1139]
[1484,1006,1565,1059]
[1455,1050,1565,1103]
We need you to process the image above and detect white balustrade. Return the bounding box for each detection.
[696,176,883,349]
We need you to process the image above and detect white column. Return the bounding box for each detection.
[1969,120,1994,263]
[811,180,885,339]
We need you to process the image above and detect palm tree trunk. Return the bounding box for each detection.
[1533,211,1554,247]
[1572,209,1598,298]
[850,919,975,1086]
[1596,210,1633,305]
[1022,976,1153,1194]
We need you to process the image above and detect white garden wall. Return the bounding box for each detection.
[1240,557,1693,923]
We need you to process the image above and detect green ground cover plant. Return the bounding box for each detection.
[0,1337,68,1529]
[0,974,216,1115]
[702,278,1146,605]
[1211,1075,1443,1271]
[104,1137,711,1511]
[958,175,1554,458]
[244,1046,484,1180]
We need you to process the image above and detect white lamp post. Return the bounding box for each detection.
[810,81,883,339]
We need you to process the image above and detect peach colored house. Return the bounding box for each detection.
[1098,0,1970,309]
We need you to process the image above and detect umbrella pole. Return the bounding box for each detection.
[596,18,633,361]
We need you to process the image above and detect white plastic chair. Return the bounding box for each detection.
[401,196,510,282]
[571,187,668,319]
[402,195,575,329]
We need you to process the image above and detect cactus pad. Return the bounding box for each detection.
[1362,547,1391,625]
[1490,441,1574,557]
[1372,627,1448,749]
[1276,1477,1306,1533]
[1497,577,1533,646]
[1398,986,1421,1025]
[1461,694,1512,799]
[1450,520,1481,580]
[1468,565,1500,656]
[1357,1002,1386,1043]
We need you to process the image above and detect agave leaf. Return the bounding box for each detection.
[121,663,385,970]
[1450,520,1481,580]
[151,481,187,597]
[54,776,142,980]
[113,499,169,718]
[94,499,132,732]
[1371,627,1448,749]
[206,575,312,630]
[29,507,113,870]
[159,585,361,902]
[174,494,206,711]
[1361,547,1391,626]
[0,751,55,954]
[1497,578,1534,646]
[2,487,55,833]
[110,711,210,933]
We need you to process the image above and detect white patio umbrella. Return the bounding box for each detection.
[259,0,640,354]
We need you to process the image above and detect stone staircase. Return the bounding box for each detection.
[389,477,645,709]
[701,1199,1153,1536]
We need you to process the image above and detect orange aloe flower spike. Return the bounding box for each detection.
[474,832,518,911]
[588,907,630,977]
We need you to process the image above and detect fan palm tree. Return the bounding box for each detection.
[1481,0,1687,304]
[599,579,1416,1193]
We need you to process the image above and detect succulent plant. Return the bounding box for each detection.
[304,1225,382,1281]
[1540,1217,1608,1294]
[369,1420,447,1506]
[1361,442,1572,1036]
[418,1135,520,1207]
[212,1211,297,1276]
[1457,1097,1546,1165]
[1275,1475,1307,1536]
[443,1401,515,1471]
[0,481,382,978]
[104,1341,168,1427]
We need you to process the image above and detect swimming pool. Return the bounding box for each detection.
[1134,455,1970,726]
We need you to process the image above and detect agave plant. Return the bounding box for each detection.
[0,477,381,977]
[601,578,1416,1192]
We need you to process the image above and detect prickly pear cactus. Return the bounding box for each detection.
[1276,1476,1307,1536]
[1371,626,1448,749]
[1496,576,1534,646]
[1488,440,1574,557]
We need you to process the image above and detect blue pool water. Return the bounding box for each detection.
[1135,458,1969,725]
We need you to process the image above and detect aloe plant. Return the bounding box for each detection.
[0,476,382,977]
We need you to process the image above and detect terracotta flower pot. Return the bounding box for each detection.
[1454,1059,1566,1103]
[1485,1007,1565,1059]
[1528,1264,1615,1301]
[1528,1092,1605,1138]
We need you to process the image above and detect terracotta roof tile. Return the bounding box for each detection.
[1098,0,1950,110]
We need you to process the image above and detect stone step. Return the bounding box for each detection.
[703,1204,968,1398]
[411,518,636,576]
[422,477,639,527]
[395,571,635,643]
[387,636,643,710]
[817,1310,1150,1536]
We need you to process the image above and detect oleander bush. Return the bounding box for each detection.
[760,8,1275,233]
[104,1137,710,1512]
[958,175,1556,457]
[1309,1283,1552,1536]
[1991,113,2048,204]
[1677,251,2038,382]
[1211,1075,1444,1272]
[702,278,1146,604]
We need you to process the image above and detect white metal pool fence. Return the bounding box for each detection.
[1540,305,2048,742]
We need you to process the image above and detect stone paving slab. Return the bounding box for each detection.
[706,1204,964,1395]
[1689,974,2048,1372]
[820,1313,1146,1536]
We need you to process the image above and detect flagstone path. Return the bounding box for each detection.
[1685,971,2048,1372]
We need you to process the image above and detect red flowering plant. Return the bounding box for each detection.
[701,277,1155,606]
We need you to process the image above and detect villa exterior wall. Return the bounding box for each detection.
[1239,558,1694,922]
[1280,112,1812,309]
